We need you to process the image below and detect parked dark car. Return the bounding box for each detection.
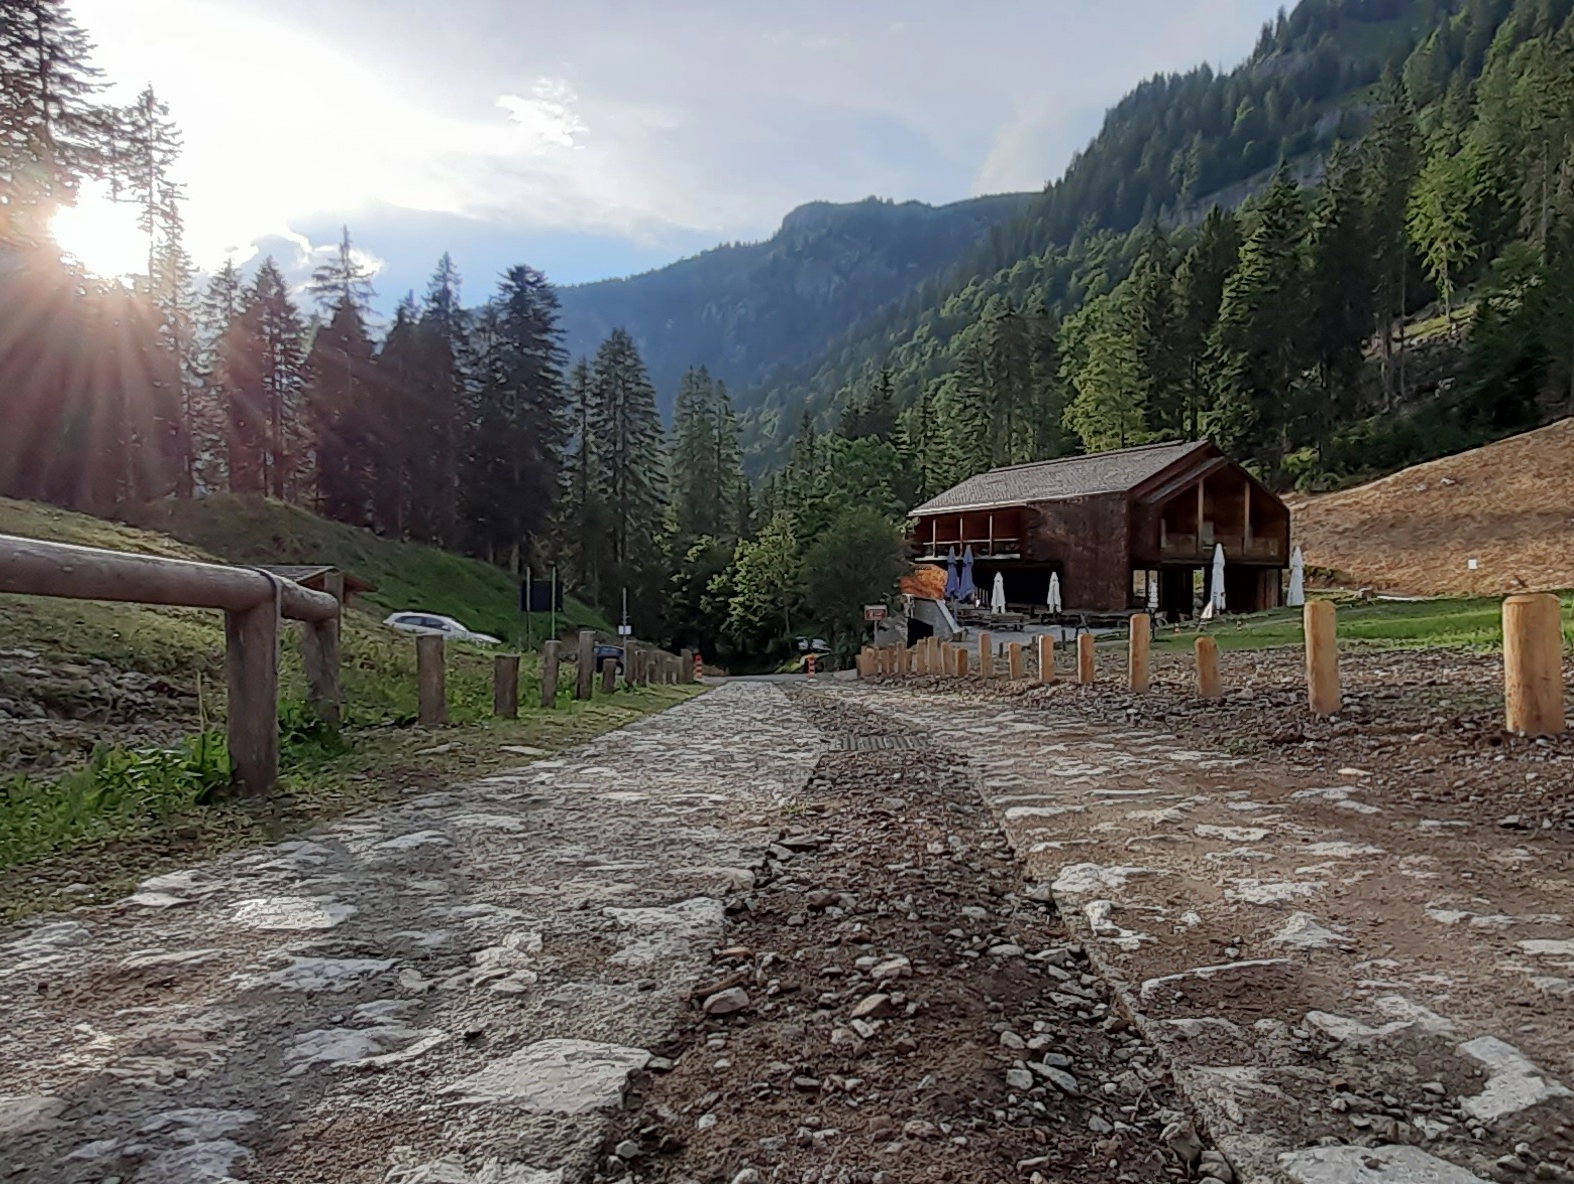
[593,643,625,674]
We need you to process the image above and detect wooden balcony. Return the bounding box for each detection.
[913,535,1023,562]
[1159,534,1282,562]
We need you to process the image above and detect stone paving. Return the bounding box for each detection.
[845,681,1574,1184]
[0,683,822,1184]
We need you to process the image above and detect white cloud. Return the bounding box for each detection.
[72,0,1288,280]
[496,80,586,150]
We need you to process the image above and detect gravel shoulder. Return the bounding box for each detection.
[853,646,1574,1184]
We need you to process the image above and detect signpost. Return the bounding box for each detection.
[864,604,887,622]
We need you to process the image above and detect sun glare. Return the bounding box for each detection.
[51,184,147,280]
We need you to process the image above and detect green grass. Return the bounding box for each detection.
[118,494,612,644]
[1150,592,1574,653]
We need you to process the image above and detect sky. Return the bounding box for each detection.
[73,0,1288,306]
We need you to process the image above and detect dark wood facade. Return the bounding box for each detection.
[910,442,1290,616]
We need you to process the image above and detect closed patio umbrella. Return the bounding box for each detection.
[991,571,1007,614]
[944,547,960,600]
[1209,544,1227,615]
[958,546,976,602]
[1048,572,1062,614]
[1287,545,1305,607]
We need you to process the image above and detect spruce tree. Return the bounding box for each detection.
[309,225,376,316]
[0,0,109,242]
[369,294,420,536]
[247,258,308,500]
[1207,168,1309,479]
[305,297,376,523]
[407,254,465,544]
[1173,207,1240,439]
[588,328,666,623]
[462,264,567,569]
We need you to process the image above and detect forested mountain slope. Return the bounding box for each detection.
[556,193,1036,416]
[731,0,1528,472]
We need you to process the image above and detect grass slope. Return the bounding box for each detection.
[1153,593,1574,654]
[1292,418,1574,597]
[123,494,611,643]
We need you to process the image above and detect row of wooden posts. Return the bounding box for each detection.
[412,629,696,726]
[859,591,1568,738]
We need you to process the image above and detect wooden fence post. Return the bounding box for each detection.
[417,635,447,726]
[680,648,694,684]
[978,631,993,678]
[1195,635,1222,699]
[540,640,561,708]
[493,654,520,718]
[1008,642,1024,681]
[1304,600,1340,717]
[1037,634,1055,685]
[954,646,968,678]
[601,657,618,694]
[1076,633,1095,685]
[225,600,279,795]
[939,642,953,677]
[1504,592,1566,736]
[1129,613,1151,693]
[301,570,342,728]
[575,629,595,701]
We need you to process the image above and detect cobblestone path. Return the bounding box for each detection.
[0,683,822,1184]
[846,681,1574,1184]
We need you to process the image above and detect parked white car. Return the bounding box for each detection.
[382,611,502,646]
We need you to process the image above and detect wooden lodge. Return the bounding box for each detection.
[908,441,1291,617]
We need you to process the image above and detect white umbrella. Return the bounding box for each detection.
[1047,572,1062,614]
[1287,545,1305,608]
[990,571,1007,614]
[1209,544,1227,615]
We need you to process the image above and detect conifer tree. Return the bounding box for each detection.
[587,328,666,622]
[247,257,308,499]
[461,264,566,569]
[1207,169,1310,479]
[0,0,109,243]
[305,298,375,522]
[369,294,420,535]
[407,254,465,544]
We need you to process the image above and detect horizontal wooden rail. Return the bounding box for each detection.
[0,533,337,621]
[0,531,341,795]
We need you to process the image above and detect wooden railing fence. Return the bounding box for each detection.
[0,533,341,794]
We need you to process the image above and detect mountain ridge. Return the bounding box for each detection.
[555,191,1038,414]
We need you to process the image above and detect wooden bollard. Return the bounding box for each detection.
[1037,634,1055,685]
[1195,635,1222,699]
[540,639,561,708]
[1008,642,1024,681]
[680,648,694,684]
[954,646,968,677]
[301,569,342,729]
[1128,613,1151,693]
[601,656,618,694]
[575,629,595,701]
[416,635,447,726]
[1504,592,1566,736]
[917,643,930,676]
[225,599,279,795]
[1304,600,1340,716]
[978,632,993,678]
[939,642,953,677]
[493,654,520,718]
[1076,634,1095,685]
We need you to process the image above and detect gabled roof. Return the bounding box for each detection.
[911,441,1211,515]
